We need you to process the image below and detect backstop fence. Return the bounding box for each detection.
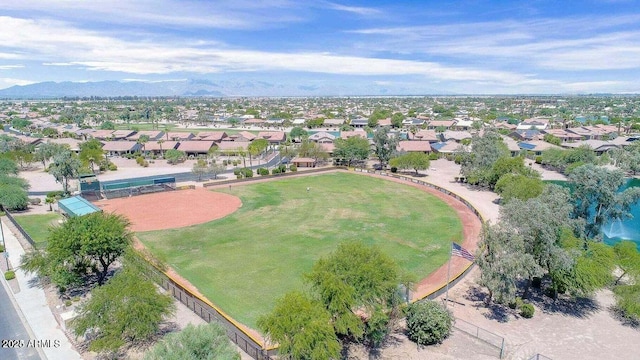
[100,176,176,199]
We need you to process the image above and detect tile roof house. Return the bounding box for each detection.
[216,141,251,152]
[257,131,286,144]
[441,130,472,142]
[224,131,257,142]
[340,129,368,139]
[101,141,141,155]
[177,141,215,155]
[427,120,455,130]
[196,131,228,142]
[407,130,439,142]
[397,141,432,153]
[308,131,336,143]
[126,130,165,141]
[141,141,179,154]
[166,132,195,141]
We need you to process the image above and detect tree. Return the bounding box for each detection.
[165,149,186,165]
[372,127,398,167]
[9,145,36,170]
[476,223,542,304]
[258,291,340,360]
[248,138,269,167]
[192,159,210,181]
[156,139,165,157]
[22,212,132,287]
[298,139,329,162]
[0,158,30,210]
[144,323,240,360]
[79,139,105,174]
[35,142,67,169]
[459,130,509,186]
[569,164,640,238]
[71,266,175,353]
[49,150,81,194]
[494,173,544,203]
[100,121,115,130]
[305,241,407,345]
[488,156,539,189]
[333,136,370,167]
[0,158,18,175]
[499,185,576,297]
[290,127,308,142]
[391,112,404,128]
[406,301,454,346]
[389,152,430,175]
[138,134,150,153]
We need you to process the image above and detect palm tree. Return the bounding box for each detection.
[157,139,165,158]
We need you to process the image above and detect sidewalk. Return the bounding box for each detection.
[0,218,82,360]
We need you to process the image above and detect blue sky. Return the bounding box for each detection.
[1,0,639,94]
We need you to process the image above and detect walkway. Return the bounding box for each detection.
[0,218,82,360]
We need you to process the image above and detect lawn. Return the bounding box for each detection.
[137,172,463,328]
[12,213,64,248]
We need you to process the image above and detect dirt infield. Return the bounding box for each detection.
[94,188,242,232]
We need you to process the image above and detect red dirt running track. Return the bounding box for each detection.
[94,188,242,232]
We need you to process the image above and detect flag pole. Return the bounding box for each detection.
[445,241,452,307]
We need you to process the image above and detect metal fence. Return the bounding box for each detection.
[528,354,553,360]
[3,210,36,248]
[454,317,506,358]
[142,261,275,360]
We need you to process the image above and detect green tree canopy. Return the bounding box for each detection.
[23,212,132,287]
[494,173,544,203]
[71,265,175,353]
[144,323,240,360]
[258,291,340,360]
[305,241,407,344]
[290,127,308,141]
[165,149,186,164]
[459,129,510,186]
[372,127,398,166]
[49,149,81,194]
[390,152,431,175]
[333,136,370,166]
[569,164,640,238]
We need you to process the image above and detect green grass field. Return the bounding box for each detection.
[12,213,64,248]
[137,172,463,328]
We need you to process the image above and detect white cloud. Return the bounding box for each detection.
[350,15,640,72]
[0,78,35,89]
[2,0,303,30]
[0,16,533,85]
[0,65,24,70]
[323,2,381,16]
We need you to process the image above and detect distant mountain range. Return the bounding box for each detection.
[0,79,452,98]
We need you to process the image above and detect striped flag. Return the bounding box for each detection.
[452,242,475,261]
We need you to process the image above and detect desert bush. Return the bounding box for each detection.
[406,301,453,346]
[520,303,535,318]
[289,165,297,172]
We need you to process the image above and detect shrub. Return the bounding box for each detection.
[428,153,439,161]
[535,156,543,164]
[46,191,64,199]
[272,168,281,175]
[4,270,15,280]
[289,164,297,172]
[222,160,228,166]
[520,303,535,318]
[136,156,145,166]
[509,297,524,310]
[390,167,398,173]
[258,168,269,176]
[0,244,4,252]
[108,163,118,171]
[241,168,253,178]
[279,164,287,173]
[29,197,42,205]
[406,301,453,346]
[233,168,242,176]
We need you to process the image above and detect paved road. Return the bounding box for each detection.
[0,283,42,360]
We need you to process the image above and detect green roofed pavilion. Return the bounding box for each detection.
[58,196,102,217]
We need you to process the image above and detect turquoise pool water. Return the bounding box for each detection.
[602,178,640,248]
